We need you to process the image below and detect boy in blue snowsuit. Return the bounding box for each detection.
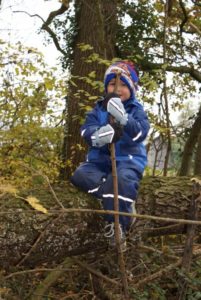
[71,61,150,244]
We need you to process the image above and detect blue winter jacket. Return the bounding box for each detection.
[81,96,150,174]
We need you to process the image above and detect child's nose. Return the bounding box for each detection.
[116,85,121,92]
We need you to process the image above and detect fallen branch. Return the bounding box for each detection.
[133,248,201,289]
[73,258,119,286]
[5,267,72,280]
[16,213,64,266]
[1,208,201,225]
[30,257,74,300]
[21,163,65,209]
[29,257,118,300]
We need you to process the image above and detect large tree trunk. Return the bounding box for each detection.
[179,105,201,176]
[1,176,200,269]
[60,0,118,179]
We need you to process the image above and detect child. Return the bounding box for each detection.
[71,61,150,245]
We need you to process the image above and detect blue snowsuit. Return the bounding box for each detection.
[71,95,150,231]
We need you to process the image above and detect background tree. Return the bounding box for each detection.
[179,105,201,175]
[0,40,66,186]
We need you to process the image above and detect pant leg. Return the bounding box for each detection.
[99,161,142,231]
[71,162,110,198]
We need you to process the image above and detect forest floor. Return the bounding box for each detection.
[1,178,201,300]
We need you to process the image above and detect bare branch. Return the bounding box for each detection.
[73,258,119,286]
[43,3,69,27]
[139,59,201,83]
[2,207,201,226]
[189,21,201,36]
[16,213,64,266]
[41,23,67,56]
[41,3,70,56]
[13,10,45,23]
[14,6,68,57]
[179,0,188,34]
[178,1,201,36]
[133,248,201,289]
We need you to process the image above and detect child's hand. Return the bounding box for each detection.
[110,122,123,143]
[103,94,128,126]
[91,124,115,147]
[91,123,123,147]
[102,93,119,110]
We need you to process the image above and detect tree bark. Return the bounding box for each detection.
[194,130,201,175]
[61,0,118,179]
[179,105,201,176]
[0,176,200,269]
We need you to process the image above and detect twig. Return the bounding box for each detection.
[134,259,182,289]
[20,163,65,209]
[73,258,119,286]
[41,2,69,56]
[141,223,185,238]
[137,245,179,260]
[178,1,201,36]
[1,208,201,226]
[29,256,118,300]
[5,267,73,279]
[30,257,74,300]
[14,6,68,56]
[110,71,129,299]
[16,213,64,266]
[5,258,118,288]
[43,174,65,209]
[13,10,45,22]
[189,21,201,35]
[133,248,201,289]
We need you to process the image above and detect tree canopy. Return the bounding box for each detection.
[0,40,66,185]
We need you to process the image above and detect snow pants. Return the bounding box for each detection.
[71,160,142,231]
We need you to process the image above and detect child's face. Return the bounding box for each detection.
[107,78,131,102]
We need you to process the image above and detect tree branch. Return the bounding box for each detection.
[179,0,201,36]
[14,5,69,57]
[13,10,45,22]
[139,59,201,82]
[42,2,69,27]
[179,0,188,34]
[41,3,70,56]
[133,248,201,289]
[73,258,119,286]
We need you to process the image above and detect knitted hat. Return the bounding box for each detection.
[104,61,139,97]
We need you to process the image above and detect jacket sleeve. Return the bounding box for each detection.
[123,106,150,143]
[80,106,100,146]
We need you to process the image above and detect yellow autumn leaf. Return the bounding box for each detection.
[0,184,18,195]
[25,196,48,214]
